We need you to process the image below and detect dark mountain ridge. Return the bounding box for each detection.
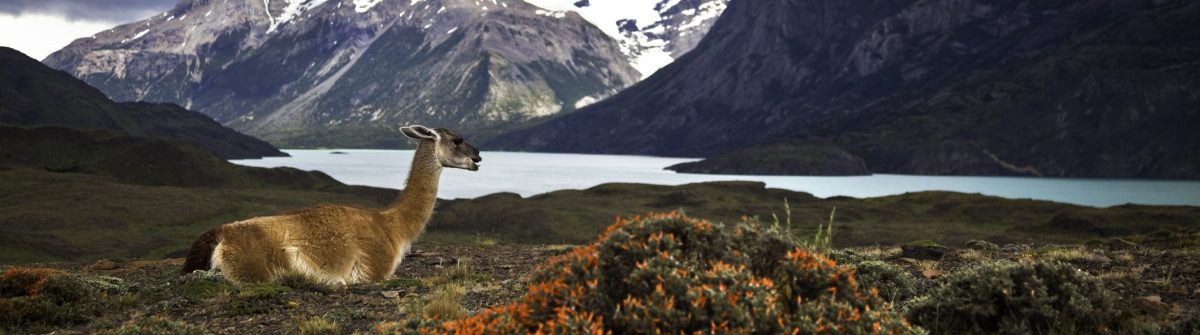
[492,0,1200,179]
[0,47,283,159]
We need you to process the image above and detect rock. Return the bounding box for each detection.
[1133,295,1170,316]
[901,241,950,260]
[423,257,446,265]
[381,290,400,299]
[90,258,118,270]
[921,268,943,279]
[410,252,442,258]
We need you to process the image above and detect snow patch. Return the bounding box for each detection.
[353,0,384,13]
[446,27,458,34]
[121,29,151,43]
[535,9,566,19]
[678,1,725,31]
[574,96,598,109]
[268,0,329,33]
[412,0,425,5]
[631,49,673,79]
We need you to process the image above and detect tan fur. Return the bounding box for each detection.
[187,127,480,284]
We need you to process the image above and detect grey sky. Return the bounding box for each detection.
[0,0,177,22]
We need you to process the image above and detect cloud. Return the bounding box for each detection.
[0,13,114,60]
[0,0,175,22]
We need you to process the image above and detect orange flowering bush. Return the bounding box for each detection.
[376,211,918,334]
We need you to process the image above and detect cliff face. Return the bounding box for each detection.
[494,0,1200,179]
[44,0,639,148]
[0,47,283,159]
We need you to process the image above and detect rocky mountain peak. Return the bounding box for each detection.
[44,0,639,148]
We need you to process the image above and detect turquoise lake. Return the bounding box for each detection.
[231,150,1200,207]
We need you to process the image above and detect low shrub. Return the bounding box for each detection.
[376,211,918,334]
[852,261,920,304]
[0,268,128,330]
[112,316,208,335]
[907,260,1132,334]
[964,239,999,252]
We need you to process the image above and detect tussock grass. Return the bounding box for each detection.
[295,316,340,335]
[423,284,467,320]
[1037,246,1110,264]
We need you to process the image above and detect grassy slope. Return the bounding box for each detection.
[0,125,396,264]
[429,181,1200,247]
[0,168,392,263]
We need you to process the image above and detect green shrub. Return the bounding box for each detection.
[225,282,292,316]
[852,261,920,303]
[112,316,209,335]
[964,239,999,251]
[0,268,128,330]
[377,211,918,334]
[907,260,1132,334]
[171,270,230,300]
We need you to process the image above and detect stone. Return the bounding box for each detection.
[921,268,943,279]
[1133,295,1170,316]
[901,243,950,260]
[90,258,118,270]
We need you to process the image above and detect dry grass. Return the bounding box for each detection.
[540,244,578,252]
[858,246,902,260]
[1039,247,1110,264]
[955,249,991,262]
[295,316,340,335]
[423,284,467,320]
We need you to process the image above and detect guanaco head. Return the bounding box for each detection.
[401,125,483,171]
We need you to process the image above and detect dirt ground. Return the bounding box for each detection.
[37,243,571,334]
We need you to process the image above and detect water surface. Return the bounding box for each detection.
[231,150,1200,207]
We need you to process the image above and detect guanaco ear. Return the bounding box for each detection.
[401,125,440,141]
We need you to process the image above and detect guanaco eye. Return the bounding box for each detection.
[453,138,463,146]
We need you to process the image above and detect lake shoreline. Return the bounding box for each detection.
[233,149,1200,207]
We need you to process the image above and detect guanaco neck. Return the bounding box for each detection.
[382,140,442,236]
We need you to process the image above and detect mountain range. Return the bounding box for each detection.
[0,47,282,159]
[494,0,1200,179]
[42,0,650,148]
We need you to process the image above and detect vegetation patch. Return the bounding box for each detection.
[851,260,921,304]
[294,316,340,335]
[111,316,209,335]
[0,268,129,332]
[907,260,1134,334]
[376,211,918,334]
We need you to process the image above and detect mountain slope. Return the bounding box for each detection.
[0,47,283,159]
[493,0,1200,179]
[44,0,639,148]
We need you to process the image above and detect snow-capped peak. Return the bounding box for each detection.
[522,0,729,78]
